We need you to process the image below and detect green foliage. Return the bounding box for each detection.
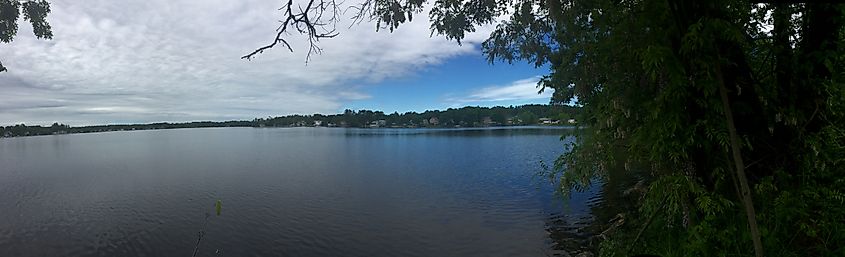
[379,0,845,256]
[0,0,21,43]
[0,0,52,72]
[428,0,502,43]
[529,2,844,256]
[21,0,51,39]
[370,0,426,32]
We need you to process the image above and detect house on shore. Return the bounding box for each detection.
[428,117,440,126]
[369,120,387,128]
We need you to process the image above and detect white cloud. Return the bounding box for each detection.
[447,77,552,105]
[0,0,494,126]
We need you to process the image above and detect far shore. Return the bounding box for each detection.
[1,124,579,139]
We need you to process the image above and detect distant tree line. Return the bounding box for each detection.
[0,121,253,138]
[1,104,578,138]
[255,104,578,128]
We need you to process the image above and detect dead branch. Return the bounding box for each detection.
[243,0,425,61]
[241,0,352,62]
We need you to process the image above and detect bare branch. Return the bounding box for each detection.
[243,0,427,61]
[242,0,297,59]
[242,0,348,61]
[347,1,375,28]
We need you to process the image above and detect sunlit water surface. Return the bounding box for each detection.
[0,127,604,257]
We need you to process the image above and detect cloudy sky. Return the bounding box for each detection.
[0,0,550,126]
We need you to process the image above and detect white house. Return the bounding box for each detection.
[429,117,440,126]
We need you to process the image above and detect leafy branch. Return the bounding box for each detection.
[0,0,53,72]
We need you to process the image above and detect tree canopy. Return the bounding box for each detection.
[246,1,844,256]
[0,0,52,72]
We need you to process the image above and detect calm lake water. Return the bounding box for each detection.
[0,127,604,257]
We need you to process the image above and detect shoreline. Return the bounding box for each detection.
[0,125,578,139]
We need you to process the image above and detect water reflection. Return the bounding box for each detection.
[1,127,603,257]
[541,150,645,256]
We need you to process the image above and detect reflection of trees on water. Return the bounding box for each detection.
[544,160,645,256]
[544,202,601,256]
[340,127,574,138]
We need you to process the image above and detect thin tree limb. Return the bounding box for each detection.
[243,0,429,61]
[716,64,765,257]
[241,0,347,62]
[625,198,666,255]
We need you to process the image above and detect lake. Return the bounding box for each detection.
[0,127,604,257]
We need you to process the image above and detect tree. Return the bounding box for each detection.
[0,0,52,72]
[245,1,845,256]
[517,111,537,125]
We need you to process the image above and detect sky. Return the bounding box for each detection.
[0,0,551,126]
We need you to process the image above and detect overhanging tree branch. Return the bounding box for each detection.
[242,0,439,61]
[241,0,342,62]
[0,0,53,72]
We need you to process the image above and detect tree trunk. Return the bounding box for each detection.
[716,67,764,257]
[773,4,792,95]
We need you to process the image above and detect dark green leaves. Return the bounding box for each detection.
[482,0,555,67]
[429,0,500,44]
[0,0,52,72]
[0,0,21,43]
[372,0,426,32]
[22,0,51,39]
[0,0,51,42]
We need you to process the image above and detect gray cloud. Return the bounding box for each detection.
[0,0,492,126]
